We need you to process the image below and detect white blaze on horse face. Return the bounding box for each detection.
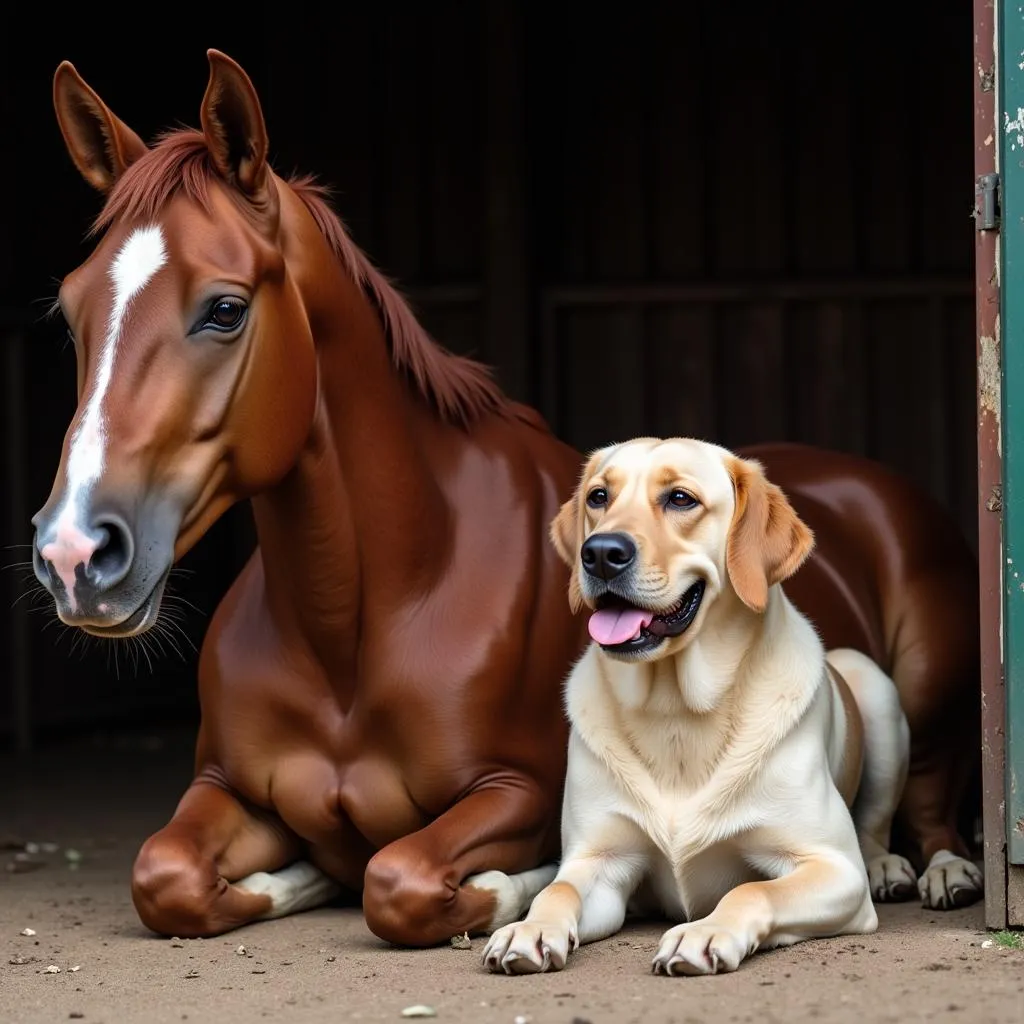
[41,225,167,611]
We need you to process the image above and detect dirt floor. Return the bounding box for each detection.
[1,728,1022,1024]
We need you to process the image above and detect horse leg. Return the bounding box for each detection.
[132,781,341,937]
[362,785,557,947]
[891,584,983,910]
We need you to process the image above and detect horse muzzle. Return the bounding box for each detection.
[32,501,176,637]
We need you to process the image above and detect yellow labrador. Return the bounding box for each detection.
[482,437,914,977]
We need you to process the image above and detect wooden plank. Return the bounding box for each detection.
[716,304,786,448]
[838,301,869,456]
[861,300,936,493]
[973,0,1004,928]
[946,295,980,552]
[551,8,596,283]
[645,306,718,441]
[3,329,31,752]
[270,7,376,246]
[786,302,849,451]
[413,304,481,363]
[706,5,785,277]
[924,297,951,503]
[542,280,972,304]
[561,309,646,453]
[589,12,648,282]
[855,8,914,274]
[427,5,483,284]
[482,0,528,398]
[377,9,426,282]
[788,16,857,274]
[920,5,976,275]
[649,3,706,278]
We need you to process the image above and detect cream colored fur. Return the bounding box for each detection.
[482,438,914,977]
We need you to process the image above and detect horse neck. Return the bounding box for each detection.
[249,259,453,679]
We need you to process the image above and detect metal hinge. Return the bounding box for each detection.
[975,172,1000,231]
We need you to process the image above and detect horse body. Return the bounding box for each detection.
[31,50,981,947]
[189,386,585,921]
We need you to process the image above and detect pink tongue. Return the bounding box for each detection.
[588,606,654,646]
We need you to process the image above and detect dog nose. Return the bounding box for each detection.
[580,532,637,580]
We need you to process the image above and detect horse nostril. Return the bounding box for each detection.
[89,517,135,587]
[31,534,47,578]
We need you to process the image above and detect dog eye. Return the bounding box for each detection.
[586,487,608,509]
[667,489,698,510]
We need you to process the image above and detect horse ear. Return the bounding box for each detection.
[53,61,148,193]
[200,49,269,196]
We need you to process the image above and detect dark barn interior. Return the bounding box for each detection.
[1,0,977,755]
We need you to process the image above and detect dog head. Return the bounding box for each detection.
[551,438,814,661]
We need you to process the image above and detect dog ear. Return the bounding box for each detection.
[549,497,577,567]
[725,456,814,613]
[549,496,584,614]
[550,451,608,613]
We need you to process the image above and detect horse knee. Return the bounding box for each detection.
[131,836,221,937]
[363,846,456,947]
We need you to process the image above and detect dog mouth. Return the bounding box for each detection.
[587,580,706,655]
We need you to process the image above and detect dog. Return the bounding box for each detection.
[482,437,917,976]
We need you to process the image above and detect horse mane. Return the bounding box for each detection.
[94,129,528,429]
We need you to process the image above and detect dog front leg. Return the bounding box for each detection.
[651,853,874,977]
[482,852,644,974]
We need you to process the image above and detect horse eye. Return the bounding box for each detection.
[209,299,246,329]
[586,488,608,509]
[668,489,697,510]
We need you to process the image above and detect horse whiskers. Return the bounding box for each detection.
[12,585,52,612]
[149,609,195,661]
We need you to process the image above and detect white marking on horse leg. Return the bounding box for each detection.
[918,849,984,910]
[464,864,558,932]
[41,225,167,610]
[234,861,342,920]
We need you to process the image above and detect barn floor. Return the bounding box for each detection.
[1,728,1021,1024]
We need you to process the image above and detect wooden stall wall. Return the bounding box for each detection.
[527,2,976,538]
[0,0,976,744]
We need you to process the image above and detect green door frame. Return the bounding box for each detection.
[1002,0,1024,876]
[991,0,1024,928]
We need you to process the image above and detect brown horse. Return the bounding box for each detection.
[31,50,980,946]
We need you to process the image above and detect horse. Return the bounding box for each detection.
[30,50,981,946]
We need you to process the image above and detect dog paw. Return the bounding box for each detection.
[651,920,750,977]
[867,853,918,903]
[918,851,983,910]
[481,919,578,975]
